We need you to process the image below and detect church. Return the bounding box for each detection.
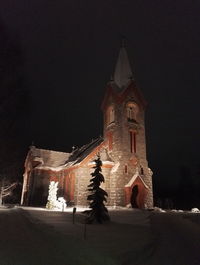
[21,44,153,209]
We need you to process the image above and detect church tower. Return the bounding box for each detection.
[101,42,153,208]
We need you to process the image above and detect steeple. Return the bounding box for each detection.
[113,39,133,89]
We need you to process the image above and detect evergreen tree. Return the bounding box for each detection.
[86,156,110,224]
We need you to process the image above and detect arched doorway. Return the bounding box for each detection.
[125,175,148,208]
[131,185,139,208]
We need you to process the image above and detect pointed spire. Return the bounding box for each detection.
[113,38,133,89]
[121,36,126,47]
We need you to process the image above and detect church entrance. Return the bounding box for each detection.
[124,176,148,208]
[131,185,139,208]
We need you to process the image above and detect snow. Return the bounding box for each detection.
[0,206,200,264]
[191,207,200,213]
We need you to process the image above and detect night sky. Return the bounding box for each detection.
[1,0,200,197]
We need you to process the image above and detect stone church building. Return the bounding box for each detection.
[21,44,153,208]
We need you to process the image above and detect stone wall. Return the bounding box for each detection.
[73,163,113,207]
[28,169,50,206]
[102,86,154,208]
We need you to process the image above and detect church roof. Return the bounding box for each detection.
[30,146,70,168]
[67,137,104,165]
[113,44,133,90]
[29,137,104,171]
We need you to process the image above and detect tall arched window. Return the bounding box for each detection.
[126,102,138,121]
[129,130,137,153]
[106,106,115,125]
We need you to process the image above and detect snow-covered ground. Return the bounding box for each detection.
[0,206,200,265]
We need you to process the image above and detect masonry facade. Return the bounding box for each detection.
[21,45,153,208]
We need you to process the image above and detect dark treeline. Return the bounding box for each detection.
[154,165,200,210]
[0,19,31,203]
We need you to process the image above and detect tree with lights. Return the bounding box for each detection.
[86,156,110,224]
[46,181,66,210]
[46,181,59,209]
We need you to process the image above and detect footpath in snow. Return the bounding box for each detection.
[0,206,200,265]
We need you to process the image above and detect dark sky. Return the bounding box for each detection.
[1,0,200,190]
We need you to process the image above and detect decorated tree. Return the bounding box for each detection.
[86,157,110,223]
[46,181,66,210]
[46,181,59,209]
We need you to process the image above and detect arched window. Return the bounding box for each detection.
[126,102,138,121]
[106,106,115,125]
[129,130,137,153]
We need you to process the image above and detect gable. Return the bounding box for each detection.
[125,168,149,189]
[118,81,147,110]
[27,146,70,170]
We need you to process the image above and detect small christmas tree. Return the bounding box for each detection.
[46,181,67,210]
[86,156,110,223]
[46,181,59,209]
